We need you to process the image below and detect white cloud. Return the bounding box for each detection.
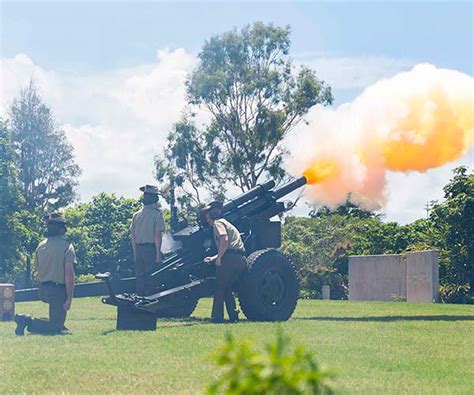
[302,55,415,91]
[0,50,196,201]
[382,152,473,224]
[114,49,195,126]
[1,52,470,225]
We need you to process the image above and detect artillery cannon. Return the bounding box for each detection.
[16,176,307,329]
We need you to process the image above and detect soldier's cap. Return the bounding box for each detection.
[44,212,67,224]
[139,184,159,195]
[201,201,224,213]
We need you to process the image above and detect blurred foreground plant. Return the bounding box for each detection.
[207,330,334,394]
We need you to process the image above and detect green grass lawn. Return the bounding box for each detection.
[1,298,473,394]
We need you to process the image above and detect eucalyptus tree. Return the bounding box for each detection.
[9,80,81,213]
[156,22,333,208]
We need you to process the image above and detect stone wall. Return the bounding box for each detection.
[406,250,439,303]
[348,250,439,303]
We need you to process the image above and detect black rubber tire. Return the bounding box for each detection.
[238,249,299,321]
[154,294,198,318]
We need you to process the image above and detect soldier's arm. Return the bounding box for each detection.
[214,221,229,266]
[216,234,229,267]
[33,249,39,274]
[130,217,137,259]
[64,262,75,311]
[131,237,137,259]
[154,211,165,263]
[203,234,228,266]
[155,232,162,263]
[63,245,76,311]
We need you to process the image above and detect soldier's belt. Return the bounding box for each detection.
[41,281,66,288]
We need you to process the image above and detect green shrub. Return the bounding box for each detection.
[207,330,334,394]
[76,273,97,284]
[299,289,320,300]
[440,283,472,304]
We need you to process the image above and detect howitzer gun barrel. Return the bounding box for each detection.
[224,176,307,223]
[222,180,275,213]
[271,176,307,200]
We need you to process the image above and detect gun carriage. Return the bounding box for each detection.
[16,176,307,329]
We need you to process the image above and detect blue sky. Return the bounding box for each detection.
[2,1,473,72]
[3,2,472,73]
[1,1,473,223]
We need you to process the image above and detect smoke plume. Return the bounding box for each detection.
[286,64,474,210]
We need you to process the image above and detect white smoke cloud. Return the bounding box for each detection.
[2,53,471,225]
[285,64,474,212]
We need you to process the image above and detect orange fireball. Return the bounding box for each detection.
[303,159,340,185]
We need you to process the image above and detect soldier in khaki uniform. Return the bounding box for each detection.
[14,213,76,335]
[130,185,165,296]
[203,202,246,323]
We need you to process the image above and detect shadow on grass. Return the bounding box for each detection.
[163,317,250,326]
[296,315,474,322]
[74,317,116,321]
[100,324,201,335]
[157,317,210,330]
[100,317,207,335]
[27,331,72,336]
[100,317,244,335]
[158,316,247,328]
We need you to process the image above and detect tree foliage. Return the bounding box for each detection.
[0,119,23,280]
[282,166,473,303]
[310,200,378,220]
[9,80,81,213]
[0,120,42,283]
[156,22,333,207]
[155,117,223,210]
[0,81,79,283]
[281,213,432,299]
[64,193,142,278]
[429,166,474,297]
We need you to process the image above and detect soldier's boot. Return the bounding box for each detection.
[14,314,32,336]
[61,325,71,334]
[228,309,239,323]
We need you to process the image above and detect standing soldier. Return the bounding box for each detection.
[14,213,76,336]
[130,185,165,296]
[203,202,246,323]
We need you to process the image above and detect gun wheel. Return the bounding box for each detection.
[238,249,299,321]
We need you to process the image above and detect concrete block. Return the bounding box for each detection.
[322,285,330,300]
[349,255,406,301]
[406,250,439,303]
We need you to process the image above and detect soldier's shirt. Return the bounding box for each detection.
[34,236,76,284]
[130,204,165,244]
[213,219,245,251]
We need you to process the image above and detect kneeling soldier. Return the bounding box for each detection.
[15,213,76,335]
[203,202,246,323]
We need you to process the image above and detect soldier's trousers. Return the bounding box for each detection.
[211,251,246,322]
[135,244,158,296]
[27,284,67,334]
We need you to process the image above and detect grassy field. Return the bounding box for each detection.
[1,298,473,394]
